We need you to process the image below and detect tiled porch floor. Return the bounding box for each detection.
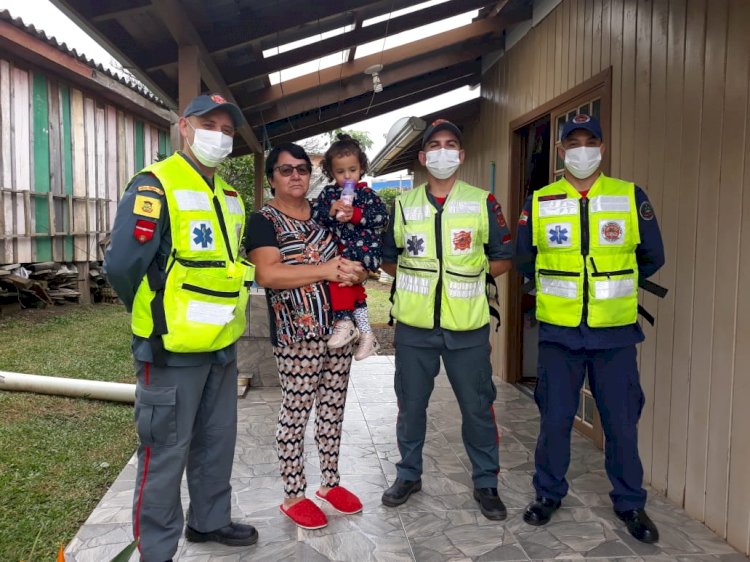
[65,355,749,561]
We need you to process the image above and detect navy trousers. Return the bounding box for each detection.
[533,342,647,511]
[394,342,499,488]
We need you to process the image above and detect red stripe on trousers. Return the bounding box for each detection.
[135,362,151,552]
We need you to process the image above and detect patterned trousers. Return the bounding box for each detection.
[273,338,353,497]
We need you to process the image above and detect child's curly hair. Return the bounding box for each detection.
[320,133,369,181]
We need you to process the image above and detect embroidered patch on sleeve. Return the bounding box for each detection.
[136,185,164,196]
[518,210,529,226]
[133,195,161,218]
[639,200,655,221]
[133,219,157,244]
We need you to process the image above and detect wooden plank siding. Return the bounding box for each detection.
[461,0,750,554]
[0,55,171,265]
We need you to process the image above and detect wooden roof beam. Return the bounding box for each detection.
[245,43,496,125]
[259,73,477,145]
[204,0,402,55]
[241,16,505,112]
[219,0,492,88]
[90,3,153,23]
[347,13,362,63]
[149,0,262,153]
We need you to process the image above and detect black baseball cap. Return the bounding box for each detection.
[560,114,603,141]
[422,119,463,148]
[183,94,244,128]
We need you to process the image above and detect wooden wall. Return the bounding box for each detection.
[0,56,171,264]
[458,0,749,554]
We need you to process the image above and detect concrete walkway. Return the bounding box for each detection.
[66,356,749,561]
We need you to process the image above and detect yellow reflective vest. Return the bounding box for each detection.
[131,154,253,352]
[392,181,490,330]
[532,174,640,328]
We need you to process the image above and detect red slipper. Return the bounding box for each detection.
[280,499,328,529]
[316,486,363,514]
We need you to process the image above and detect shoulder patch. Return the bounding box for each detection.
[134,219,157,244]
[136,185,164,196]
[133,194,162,219]
[518,210,529,226]
[639,200,655,221]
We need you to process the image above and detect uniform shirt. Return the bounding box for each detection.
[381,190,513,349]
[515,184,665,350]
[103,152,236,366]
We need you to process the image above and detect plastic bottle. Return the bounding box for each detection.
[336,179,356,219]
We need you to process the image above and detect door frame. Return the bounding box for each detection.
[505,68,612,386]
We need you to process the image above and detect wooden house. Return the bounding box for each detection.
[0,10,173,302]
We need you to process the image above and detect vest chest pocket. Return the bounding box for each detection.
[163,261,248,351]
[588,257,636,300]
[537,269,581,299]
[444,267,485,299]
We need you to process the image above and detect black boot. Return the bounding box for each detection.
[523,497,561,526]
[615,508,659,544]
[381,478,422,507]
[473,488,507,520]
[185,522,259,546]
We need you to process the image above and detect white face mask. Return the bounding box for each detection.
[425,148,461,179]
[564,146,602,179]
[188,122,233,167]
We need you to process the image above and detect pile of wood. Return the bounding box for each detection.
[0,262,88,308]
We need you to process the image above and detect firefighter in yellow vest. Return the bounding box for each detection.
[379,120,513,520]
[515,114,666,543]
[104,94,257,561]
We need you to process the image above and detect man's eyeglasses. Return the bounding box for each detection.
[274,164,312,177]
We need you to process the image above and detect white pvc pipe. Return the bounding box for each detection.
[0,371,135,403]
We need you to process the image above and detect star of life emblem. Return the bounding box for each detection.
[405,234,427,256]
[548,223,571,246]
[190,220,215,251]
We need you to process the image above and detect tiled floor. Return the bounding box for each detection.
[66,356,749,561]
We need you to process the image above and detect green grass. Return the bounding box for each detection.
[365,278,393,325]
[0,304,137,561]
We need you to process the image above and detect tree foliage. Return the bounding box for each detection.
[300,128,374,155]
[218,154,257,212]
[376,187,401,211]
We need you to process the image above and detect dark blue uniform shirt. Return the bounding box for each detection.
[515,184,665,350]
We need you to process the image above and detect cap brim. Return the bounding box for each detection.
[192,103,245,128]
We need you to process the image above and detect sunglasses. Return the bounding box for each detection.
[274,164,312,177]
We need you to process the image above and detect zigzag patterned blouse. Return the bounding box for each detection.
[247,204,337,347]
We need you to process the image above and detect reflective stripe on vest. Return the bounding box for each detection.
[392,181,490,331]
[532,174,640,328]
[130,154,253,352]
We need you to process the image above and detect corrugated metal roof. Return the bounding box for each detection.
[0,9,166,107]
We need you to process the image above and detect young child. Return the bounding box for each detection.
[312,133,388,360]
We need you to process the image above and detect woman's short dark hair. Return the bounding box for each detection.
[265,142,311,182]
[320,133,369,181]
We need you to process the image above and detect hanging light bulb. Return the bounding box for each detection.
[365,64,384,94]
